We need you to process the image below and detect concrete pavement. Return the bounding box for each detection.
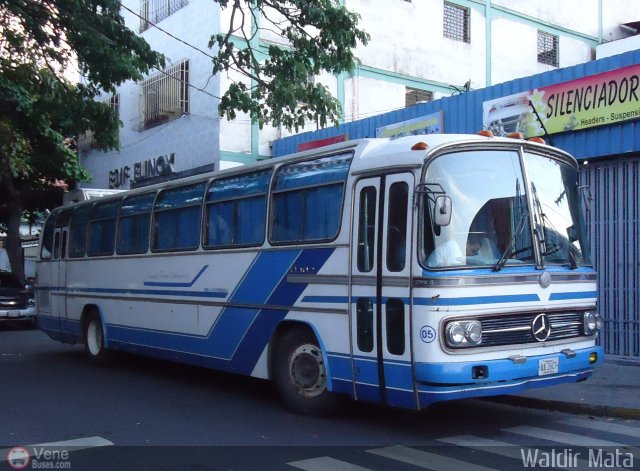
[493,355,640,419]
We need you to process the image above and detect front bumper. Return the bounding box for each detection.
[415,346,603,406]
[0,306,36,320]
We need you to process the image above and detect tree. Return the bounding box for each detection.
[0,0,368,282]
[212,0,369,130]
[0,0,164,282]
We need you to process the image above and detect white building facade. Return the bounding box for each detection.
[80,0,639,189]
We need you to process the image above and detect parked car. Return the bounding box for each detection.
[0,271,36,325]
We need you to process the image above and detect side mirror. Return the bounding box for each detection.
[434,195,452,227]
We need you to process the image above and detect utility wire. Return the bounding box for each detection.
[118,2,216,60]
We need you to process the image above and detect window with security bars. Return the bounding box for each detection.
[443,2,470,43]
[138,60,189,131]
[537,30,559,67]
[78,94,120,151]
[139,0,189,32]
[109,94,120,116]
[405,87,433,107]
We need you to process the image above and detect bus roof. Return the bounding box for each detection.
[63,134,573,207]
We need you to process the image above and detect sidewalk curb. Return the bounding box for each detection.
[486,395,640,420]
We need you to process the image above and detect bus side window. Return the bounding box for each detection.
[422,196,436,262]
[357,186,377,273]
[54,208,74,260]
[153,183,205,252]
[356,297,374,352]
[40,214,57,260]
[53,232,60,260]
[271,153,352,244]
[205,170,271,248]
[69,205,92,258]
[60,232,68,259]
[386,298,405,355]
[386,182,408,272]
[88,200,120,257]
[118,193,155,255]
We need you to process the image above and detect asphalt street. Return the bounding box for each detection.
[1,325,639,470]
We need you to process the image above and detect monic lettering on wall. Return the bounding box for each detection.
[109,153,176,189]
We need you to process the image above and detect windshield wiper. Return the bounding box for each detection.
[530,182,547,258]
[494,209,528,272]
[531,182,579,269]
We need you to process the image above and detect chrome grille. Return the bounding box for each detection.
[479,312,585,347]
[0,296,27,309]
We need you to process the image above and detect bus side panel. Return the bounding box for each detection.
[54,247,350,381]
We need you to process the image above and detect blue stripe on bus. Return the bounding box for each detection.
[327,351,416,407]
[302,295,349,304]
[231,247,336,374]
[66,287,229,298]
[303,294,541,305]
[106,248,336,375]
[421,266,596,277]
[207,250,301,359]
[549,291,598,301]
[417,369,594,407]
[143,265,209,287]
[414,294,540,305]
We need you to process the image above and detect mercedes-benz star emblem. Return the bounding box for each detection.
[531,313,552,342]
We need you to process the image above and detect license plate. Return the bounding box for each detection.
[538,357,559,376]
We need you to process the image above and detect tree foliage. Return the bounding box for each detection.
[0,0,163,281]
[212,0,369,130]
[0,0,368,281]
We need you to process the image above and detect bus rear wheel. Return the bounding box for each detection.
[273,327,339,416]
[83,312,111,366]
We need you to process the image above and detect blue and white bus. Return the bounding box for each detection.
[36,133,603,414]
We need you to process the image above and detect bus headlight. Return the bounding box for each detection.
[446,320,482,347]
[583,311,602,335]
[465,321,483,345]
[446,322,465,345]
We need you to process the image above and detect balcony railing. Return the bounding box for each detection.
[139,0,189,32]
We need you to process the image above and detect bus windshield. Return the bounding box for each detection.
[420,149,590,269]
[524,151,591,268]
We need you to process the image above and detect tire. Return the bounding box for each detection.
[273,327,340,416]
[83,312,112,366]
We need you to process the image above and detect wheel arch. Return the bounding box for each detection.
[268,320,334,392]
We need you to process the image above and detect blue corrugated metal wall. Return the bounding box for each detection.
[273,49,640,161]
[581,157,640,357]
[273,49,640,357]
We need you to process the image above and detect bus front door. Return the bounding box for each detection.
[350,173,415,408]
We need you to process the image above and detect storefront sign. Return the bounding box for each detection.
[483,64,640,137]
[109,153,176,189]
[376,111,443,139]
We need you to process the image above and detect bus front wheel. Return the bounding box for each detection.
[273,328,339,416]
[83,312,111,366]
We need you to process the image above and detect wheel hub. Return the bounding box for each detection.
[289,344,327,398]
